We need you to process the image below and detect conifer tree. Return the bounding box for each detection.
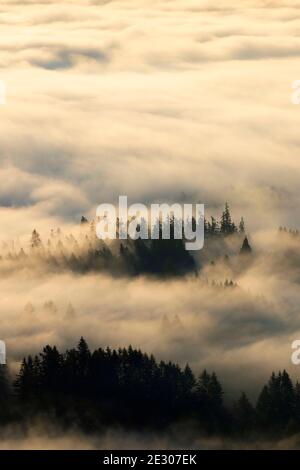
[30,229,42,248]
[220,203,236,235]
[239,217,245,233]
[233,392,255,434]
[240,236,252,254]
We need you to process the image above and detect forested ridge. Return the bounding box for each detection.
[0,203,251,277]
[1,204,298,441]
[0,338,299,439]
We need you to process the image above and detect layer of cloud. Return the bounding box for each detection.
[0,0,300,232]
[1,0,300,448]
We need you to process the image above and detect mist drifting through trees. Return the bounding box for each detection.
[2,0,300,453]
[0,204,300,448]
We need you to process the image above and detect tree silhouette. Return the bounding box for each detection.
[240,236,252,255]
[233,392,256,435]
[220,203,237,235]
[239,217,245,233]
[30,229,42,249]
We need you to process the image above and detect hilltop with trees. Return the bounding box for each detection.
[0,203,251,277]
[0,339,298,441]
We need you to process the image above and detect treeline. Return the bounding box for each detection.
[0,339,298,438]
[0,203,250,277]
[279,226,300,238]
[204,202,245,236]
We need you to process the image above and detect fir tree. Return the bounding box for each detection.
[239,217,245,233]
[30,229,42,249]
[233,392,255,434]
[240,236,252,254]
[220,202,236,235]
